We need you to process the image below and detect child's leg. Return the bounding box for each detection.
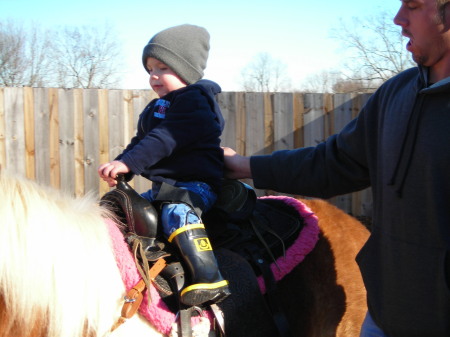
[159,182,230,306]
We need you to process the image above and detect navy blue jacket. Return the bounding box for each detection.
[251,67,450,336]
[117,79,225,192]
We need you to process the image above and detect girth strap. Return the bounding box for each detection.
[252,253,293,337]
[160,260,196,337]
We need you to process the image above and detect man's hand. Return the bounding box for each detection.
[222,147,252,179]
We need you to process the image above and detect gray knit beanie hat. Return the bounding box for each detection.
[142,24,210,84]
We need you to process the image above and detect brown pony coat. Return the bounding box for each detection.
[277,198,369,337]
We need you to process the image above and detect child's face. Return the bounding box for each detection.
[146,57,187,97]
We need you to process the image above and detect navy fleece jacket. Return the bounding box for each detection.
[117,79,225,192]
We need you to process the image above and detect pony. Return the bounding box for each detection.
[0,172,369,337]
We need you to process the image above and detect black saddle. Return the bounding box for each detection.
[100,177,304,337]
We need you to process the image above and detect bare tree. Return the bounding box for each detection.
[0,20,52,87]
[26,24,54,87]
[240,52,292,92]
[331,10,414,88]
[299,70,345,93]
[332,79,374,93]
[299,69,378,94]
[0,21,25,86]
[0,20,122,88]
[51,23,122,88]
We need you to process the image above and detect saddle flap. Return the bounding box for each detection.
[253,199,304,255]
[208,198,304,270]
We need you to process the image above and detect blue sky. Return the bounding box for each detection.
[1,0,401,91]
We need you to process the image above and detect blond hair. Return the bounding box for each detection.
[0,172,161,337]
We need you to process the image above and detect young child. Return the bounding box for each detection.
[98,24,229,306]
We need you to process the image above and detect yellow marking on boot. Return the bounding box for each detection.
[194,237,212,251]
[167,223,205,243]
[180,280,229,296]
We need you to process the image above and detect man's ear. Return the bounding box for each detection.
[443,2,450,29]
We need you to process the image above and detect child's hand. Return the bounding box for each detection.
[98,161,130,187]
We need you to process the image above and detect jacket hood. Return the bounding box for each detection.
[191,79,225,131]
[389,66,450,196]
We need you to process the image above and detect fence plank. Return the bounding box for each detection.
[245,92,265,156]
[333,93,353,131]
[108,90,126,160]
[98,89,110,196]
[49,88,60,189]
[323,93,334,139]
[235,92,246,155]
[83,89,100,194]
[34,88,50,185]
[24,87,35,180]
[293,93,304,149]
[273,92,294,151]
[263,92,274,154]
[73,89,85,197]
[303,93,325,147]
[217,92,236,150]
[5,88,26,176]
[58,88,75,194]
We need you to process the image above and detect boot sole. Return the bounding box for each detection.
[181,281,230,306]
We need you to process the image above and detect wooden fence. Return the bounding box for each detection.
[0,87,373,217]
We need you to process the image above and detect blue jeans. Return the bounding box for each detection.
[360,312,389,337]
[141,181,217,237]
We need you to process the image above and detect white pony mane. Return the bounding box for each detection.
[0,172,158,337]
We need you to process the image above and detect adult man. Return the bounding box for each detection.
[224,0,450,336]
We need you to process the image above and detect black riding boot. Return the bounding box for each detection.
[169,223,230,306]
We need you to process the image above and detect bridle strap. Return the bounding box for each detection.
[111,258,167,332]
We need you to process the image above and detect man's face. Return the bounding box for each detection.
[394,0,450,70]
